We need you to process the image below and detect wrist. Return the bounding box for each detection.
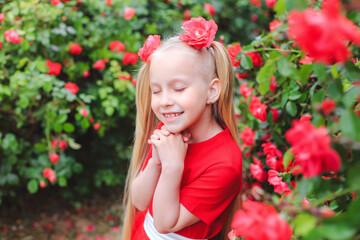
[148,157,162,169]
[162,162,184,173]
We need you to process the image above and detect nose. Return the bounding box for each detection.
[159,90,174,108]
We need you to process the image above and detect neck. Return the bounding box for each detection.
[187,106,223,143]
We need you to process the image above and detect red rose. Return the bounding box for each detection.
[4,30,23,44]
[203,3,216,16]
[51,0,61,5]
[268,170,291,194]
[245,51,263,67]
[183,9,191,20]
[354,103,360,117]
[300,114,312,121]
[236,72,249,80]
[123,52,138,65]
[288,0,360,64]
[106,0,112,6]
[124,7,136,20]
[231,200,293,240]
[239,82,253,98]
[0,41,2,50]
[138,35,162,63]
[269,19,282,32]
[265,0,277,8]
[249,95,267,122]
[40,181,46,188]
[83,70,90,77]
[250,0,261,7]
[285,119,341,178]
[240,127,256,146]
[118,75,131,81]
[46,60,62,76]
[262,142,284,171]
[43,168,56,182]
[51,140,67,151]
[321,98,336,115]
[93,59,106,70]
[69,43,82,55]
[49,153,60,164]
[269,76,277,93]
[0,13,5,22]
[94,123,101,130]
[79,108,89,117]
[270,108,279,122]
[179,17,218,50]
[109,40,125,53]
[299,55,314,64]
[250,157,267,182]
[251,14,258,22]
[65,82,79,94]
[227,43,242,67]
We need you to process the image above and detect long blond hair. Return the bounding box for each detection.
[121,37,240,240]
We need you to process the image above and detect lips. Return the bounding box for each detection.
[163,112,183,118]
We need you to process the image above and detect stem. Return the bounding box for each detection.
[253,47,302,54]
[312,187,359,207]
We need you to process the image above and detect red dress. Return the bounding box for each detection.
[131,123,242,239]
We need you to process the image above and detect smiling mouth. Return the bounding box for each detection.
[163,112,184,119]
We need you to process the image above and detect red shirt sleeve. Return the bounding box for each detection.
[179,164,242,225]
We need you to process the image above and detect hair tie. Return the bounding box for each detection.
[179,17,218,50]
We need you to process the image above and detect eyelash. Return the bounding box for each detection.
[152,88,185,94]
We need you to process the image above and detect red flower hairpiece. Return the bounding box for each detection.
[179,17,218,50]
[138,35,162,63]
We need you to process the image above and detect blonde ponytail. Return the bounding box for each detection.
[121,63,156,240]
[210,41,241,240]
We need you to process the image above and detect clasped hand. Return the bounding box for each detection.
[147,126,191,169]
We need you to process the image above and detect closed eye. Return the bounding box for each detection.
[175,88,185,92]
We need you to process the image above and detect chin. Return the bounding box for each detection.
[162,123,186,134]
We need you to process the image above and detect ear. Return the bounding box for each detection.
[207,78,221,104]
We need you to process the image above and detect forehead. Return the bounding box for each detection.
[149,48,204,85]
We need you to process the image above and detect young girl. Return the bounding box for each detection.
[121,17,242,240]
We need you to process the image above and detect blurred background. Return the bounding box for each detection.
[1,0,360,239]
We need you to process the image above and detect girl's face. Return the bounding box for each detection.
[149,48,212,134]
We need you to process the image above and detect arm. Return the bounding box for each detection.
[149,131,200,233]
[131,153,161,211]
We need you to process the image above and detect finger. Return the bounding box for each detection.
[153,129,163,138]
[150,134,160,140]
[161,128,170,136]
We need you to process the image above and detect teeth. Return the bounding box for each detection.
[164,113,181,118]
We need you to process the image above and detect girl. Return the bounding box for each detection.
[121,17,242,240]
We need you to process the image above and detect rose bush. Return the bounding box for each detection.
[230,0,360,239]
[0,0,271,207]
[0,0,359,239]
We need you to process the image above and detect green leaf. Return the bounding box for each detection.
[313,63,327,82]
[299,64,313,86]
[285,0,308,11]
[256,61,276,95]
[73,163,83,173]
[286,101,297,116]
[58,176,67,187]
[294,212,317,236]
[278,57,295,77]
[339,110,360,141]
[63,123,75,133]
[27,179,38,194]
[289,91,302,101]
[319,223,356,240]
[240,53,253,70]
[274,0,286,14]
[283,148,293,169]
[327,79,343,100]
[343,86,360,108]
[7,173,19,185]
